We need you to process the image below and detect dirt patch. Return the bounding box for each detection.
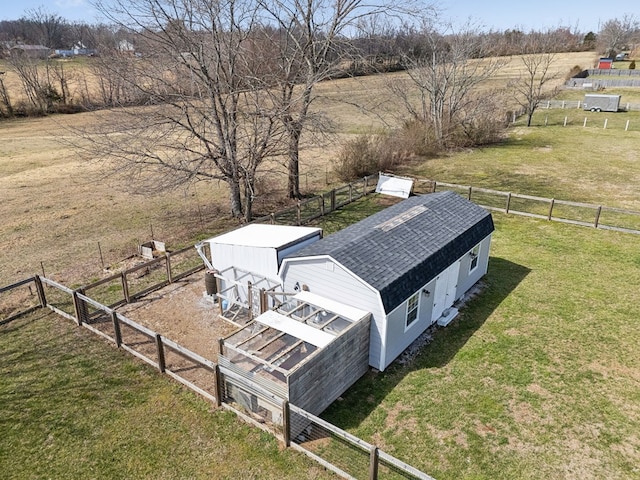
[116,273,239,360]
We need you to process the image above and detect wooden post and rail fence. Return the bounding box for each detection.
[4,174,640,479]
[0,272,433,480]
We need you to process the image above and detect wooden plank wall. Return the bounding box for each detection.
[288,316,371,416]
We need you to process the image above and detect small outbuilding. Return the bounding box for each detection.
[279,191,494,371]
[598,58,613,69]
[206,224,322,281]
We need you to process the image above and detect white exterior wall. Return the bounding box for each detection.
[455,234,492,299]
[280,258,387,369]
[383,277,436,369]
[211,244,280,281]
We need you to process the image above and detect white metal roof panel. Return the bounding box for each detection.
[207,224,321,249]
[294,291,370,322]
[255,310,334,348]
[375,173,413,198]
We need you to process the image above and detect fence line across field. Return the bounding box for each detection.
[0,273,431,480]
[417,181,640,235]
[4,173,640,478]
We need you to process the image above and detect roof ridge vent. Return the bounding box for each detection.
[376,205,428,232]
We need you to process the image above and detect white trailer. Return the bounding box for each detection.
[583,94,621,112]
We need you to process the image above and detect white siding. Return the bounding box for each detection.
[455,234,492,298]
[280,258,387,369]
[383,278,436,370]
[211,244,279,280]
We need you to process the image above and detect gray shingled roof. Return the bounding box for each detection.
[289,191,494,312]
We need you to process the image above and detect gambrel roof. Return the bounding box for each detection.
[289,191,494,312]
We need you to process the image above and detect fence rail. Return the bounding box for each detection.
[420,181,640,234]
[253,175,378,227]
[2,274,429,480]
[5,173,640,479]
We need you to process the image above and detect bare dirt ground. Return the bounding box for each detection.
[116,272,239,360]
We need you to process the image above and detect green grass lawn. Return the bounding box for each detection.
[322,211,640,479]
[0,311,335,480]
[411,117,640,211]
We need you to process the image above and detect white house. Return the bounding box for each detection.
[279,191,494,371]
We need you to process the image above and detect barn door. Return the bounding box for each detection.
[445,261,460,307]
[431,270,448,323]
[431,261,460,323]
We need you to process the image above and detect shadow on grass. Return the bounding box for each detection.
[321,256,530,429]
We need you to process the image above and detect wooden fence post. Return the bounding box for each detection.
[468,186,472,200]
[594,206,602,228]
[330,189,336,212]
[363,176,368,195]
[34,275,46,307]
[320,196,325,217]
[121,272,130,303]
[548,199,555,220]
[213,364,222,407]
[505,192,512,213]
[369,445,379,480]
[270,213,275,225]
[72,291,83,326]
[111,310,122,347]
[432,180,437,193]
[297,201,301,225]
[282,400,291,447]
[259,288,267,314]
[349,183,353,203]
[155,333,166,373]
[166,252,173,284]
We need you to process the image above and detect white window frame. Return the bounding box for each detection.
[469,244,480,273]
[405,292,420,329]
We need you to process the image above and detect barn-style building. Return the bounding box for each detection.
[280,191,494,371]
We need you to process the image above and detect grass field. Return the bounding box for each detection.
[0,310,335,479]
[322,209,640,479]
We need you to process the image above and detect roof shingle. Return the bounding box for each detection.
[289,191,494,311]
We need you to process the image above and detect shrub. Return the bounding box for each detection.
[629,60,636,70]
[565,65,583,81]
[335,133,411,181]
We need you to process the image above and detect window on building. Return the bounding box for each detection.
[469,244,480,272]
[406,292,419,328]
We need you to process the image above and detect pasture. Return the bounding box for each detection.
[2,50,640,479]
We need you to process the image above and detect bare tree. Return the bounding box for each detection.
[84,0,285,221]
[257,0,426,199]
[390,19,508,146]
[0,71,14,117]
[509,32,561,127]
[597,14,640,58]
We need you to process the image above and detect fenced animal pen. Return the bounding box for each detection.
[1,275,434,480]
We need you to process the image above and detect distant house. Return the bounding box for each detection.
[280,191,494,371]
[598,58,613,69]
[10,44,51,59]
[118,40,135,53]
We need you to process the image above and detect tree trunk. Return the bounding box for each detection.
[228,178,243,218]
[287,131,301,199]
[243,180,253,223]
[527,110,534,127]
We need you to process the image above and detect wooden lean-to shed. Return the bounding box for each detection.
[219,291,371,417]
[279,191,494,371]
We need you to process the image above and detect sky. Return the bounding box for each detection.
[0,0,636,33]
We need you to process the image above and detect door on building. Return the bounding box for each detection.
[431,261,460,323]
